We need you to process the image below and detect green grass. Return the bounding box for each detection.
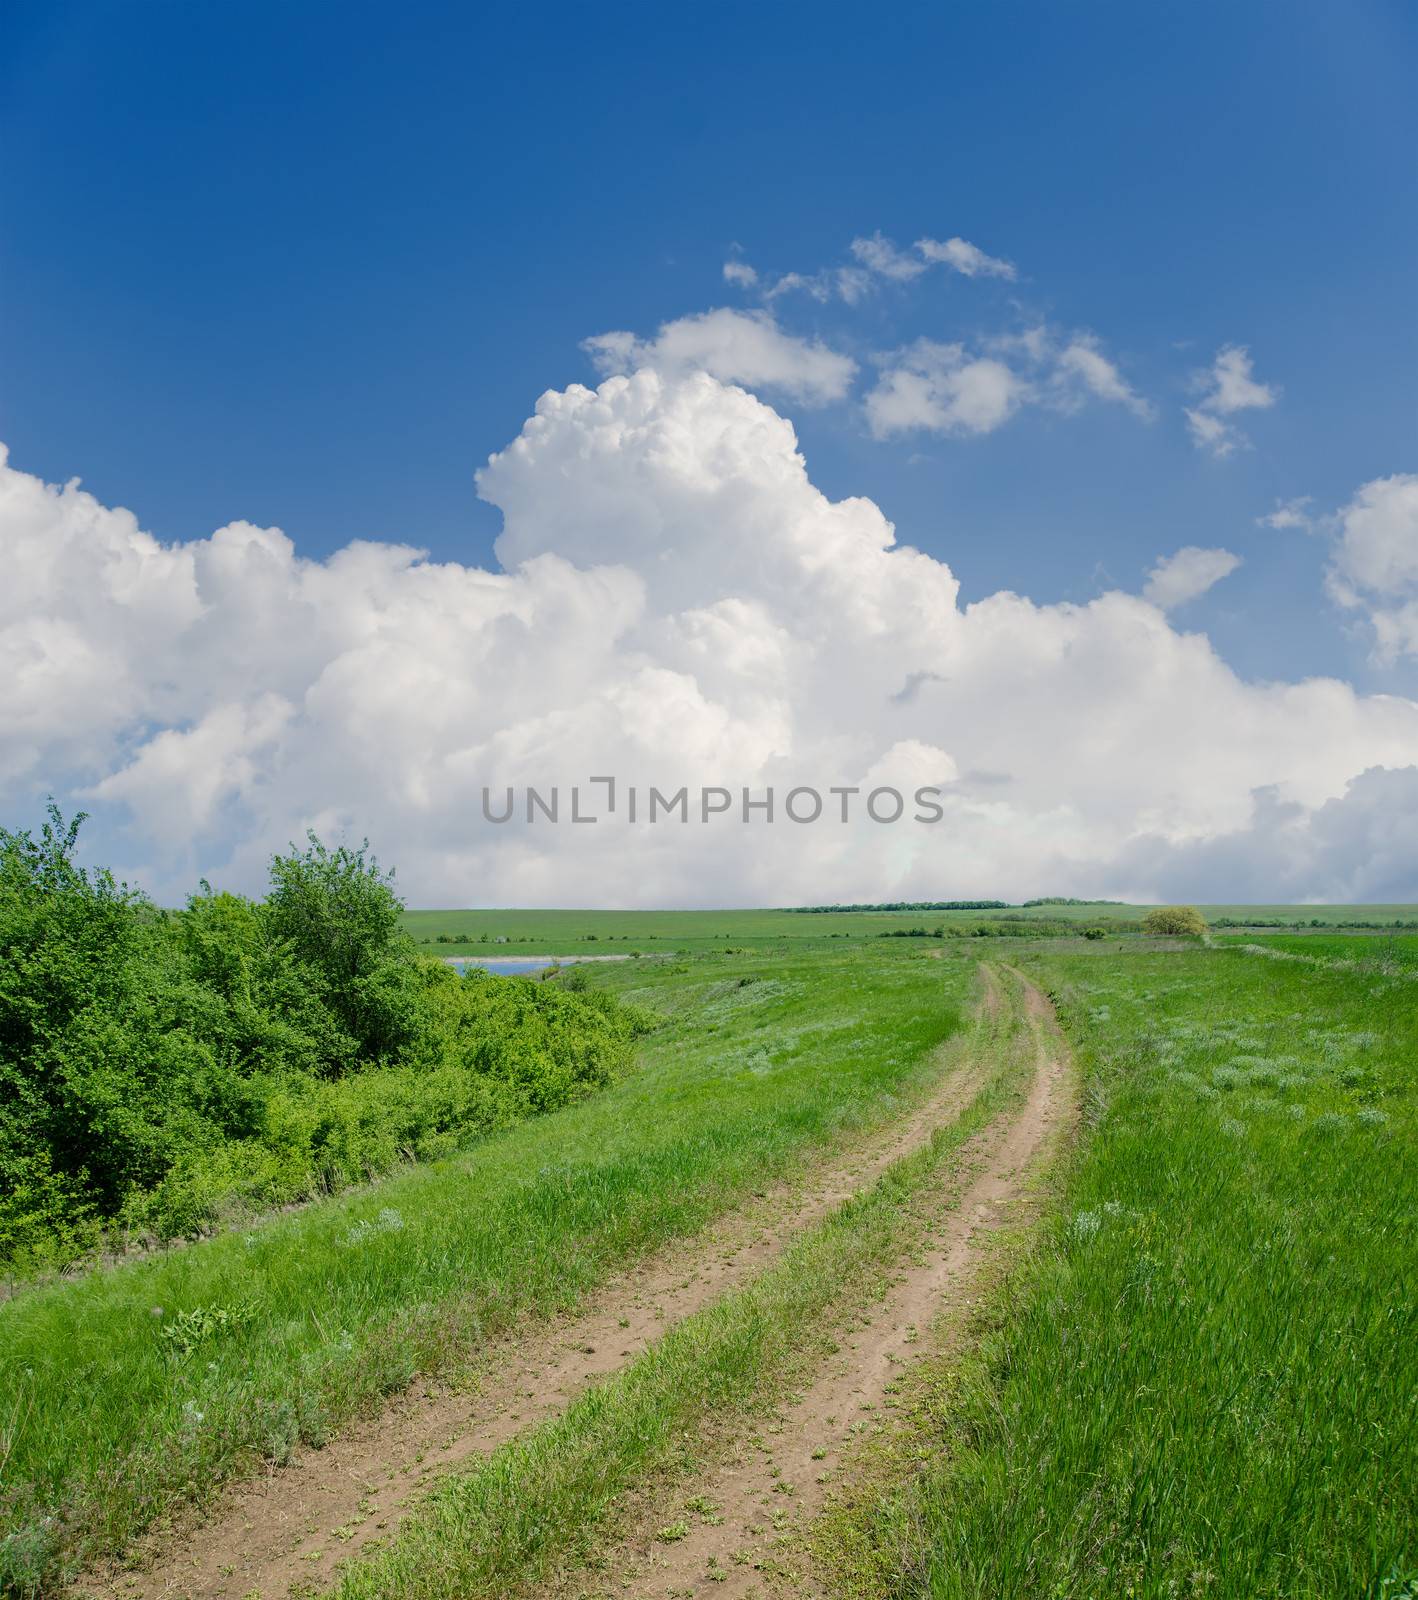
[328,964,1037,1600]
[8,924,1415,1599]
[401,903,1418,956]
[843,944,1417,1599]
[0,944,967,1594]
[1213,930,1418,971]
[1192,903,1418,928]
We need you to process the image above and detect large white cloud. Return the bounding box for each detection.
[1099,766,1418,904]
[1326,473,1418,661]
[2,375,1416,907]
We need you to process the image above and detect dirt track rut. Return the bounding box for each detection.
[545,964,1073,1599]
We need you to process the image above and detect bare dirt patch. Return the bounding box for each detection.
[77,969,998,1600]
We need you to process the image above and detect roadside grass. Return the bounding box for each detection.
[327,964,1038,1600]
[0,945,966,1595]
[834,945,1417,1600]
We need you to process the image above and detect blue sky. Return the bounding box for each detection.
[3,0,1414,692]
[3,1,1418,906]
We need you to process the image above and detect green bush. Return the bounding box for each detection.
[1142,905,1208,937]
[0,809,651,1269]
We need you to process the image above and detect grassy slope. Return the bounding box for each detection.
[842,944,1417,1600]
[0,944,965,1593]
[401,905,1418,954]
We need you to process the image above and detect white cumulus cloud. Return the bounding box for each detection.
[850,231,928,282]
[1185,344,1279,457]
[1097,767,1418,903]
[1142,546,1243,610]
[1053,336,1154,419]
[865,342,1025,438]
[756,230,1016,303]
[1258,495,1314,531]
[915,235,1017,280]
[867,327,1150,440]
[1326,473,1418,661]
[2,379,1416,907]
[583,308,856,406]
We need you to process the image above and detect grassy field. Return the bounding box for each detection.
[1213,930,1418,970]
[0,943,968,1594]
[832,944,1417,1599]
[401,904,1418,954]
[2,920,1413,1599]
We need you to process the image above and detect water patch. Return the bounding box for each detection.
[447,955,624,978]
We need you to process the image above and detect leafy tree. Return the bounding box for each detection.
[1143,905,1208,937]
[262,834,427,1066]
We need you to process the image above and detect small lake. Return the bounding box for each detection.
[447,956,622,978]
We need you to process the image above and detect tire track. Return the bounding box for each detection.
[81,966,1002,1600]
[555,964,1073,1600]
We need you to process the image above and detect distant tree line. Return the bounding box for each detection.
[787,901,1011,913]
[1022,897,1128,907]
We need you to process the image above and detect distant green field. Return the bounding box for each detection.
[400,903,1418,954]
[1214,931,1418,970]
[1196,903,1418,928]
[399,906,1098,954]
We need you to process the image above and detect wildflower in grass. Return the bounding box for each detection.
[1309,1111,1349,1136]
[1068,1211,1102,1242]
[344,1207,404,1246]
[1218,1116,1247,1138]
[1357,1106,1390,1127]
